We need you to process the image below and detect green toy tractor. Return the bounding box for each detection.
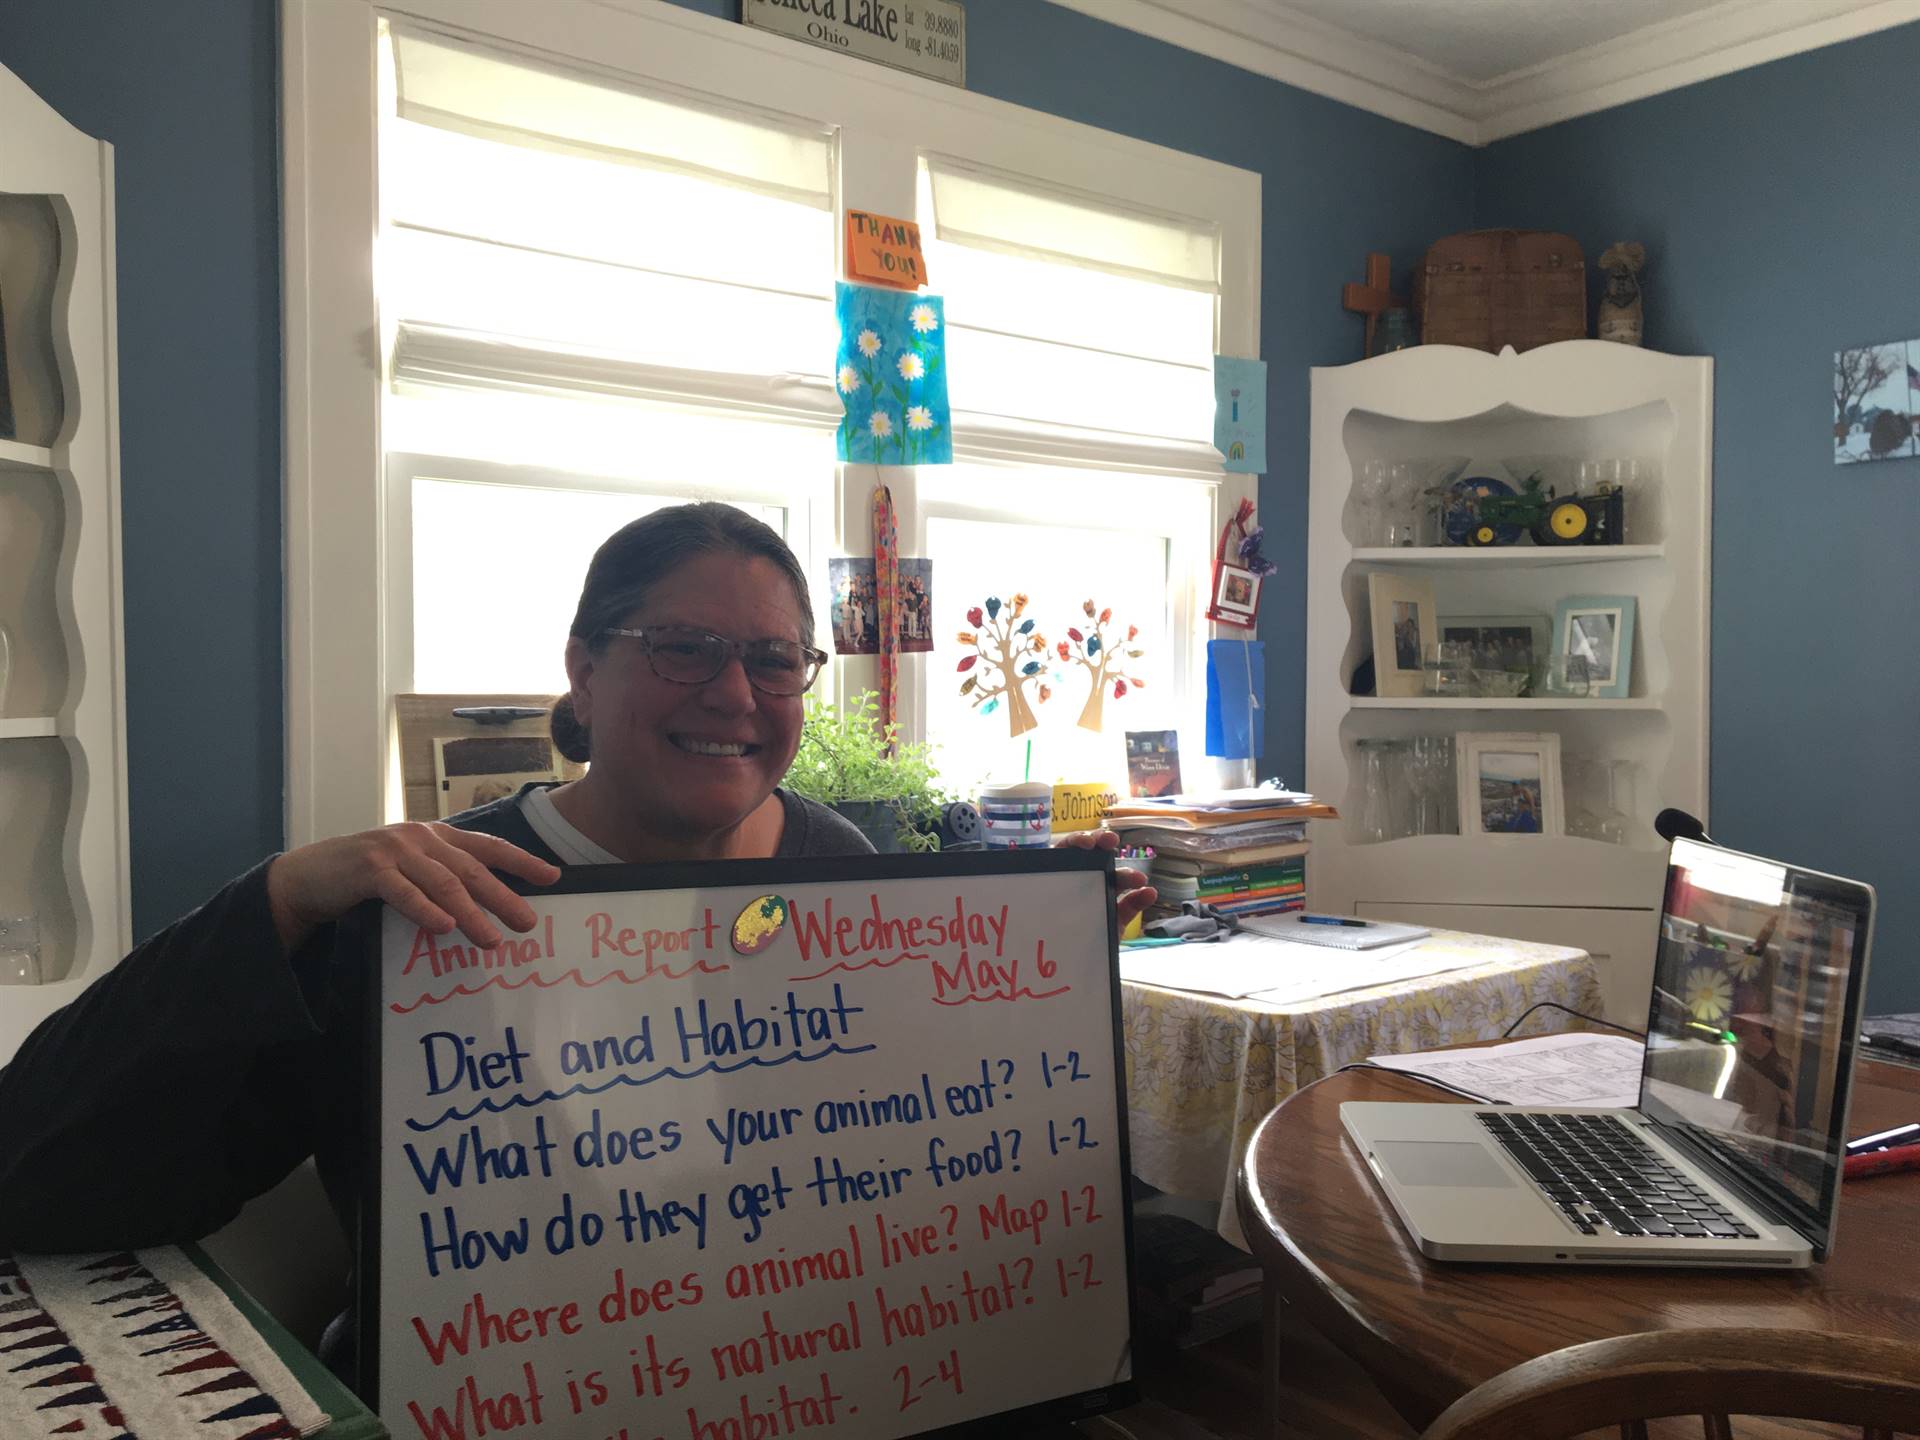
[1464,474,1601,547]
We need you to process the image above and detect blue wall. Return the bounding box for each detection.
[1477,23,1920,1012]
[0,0,283,943]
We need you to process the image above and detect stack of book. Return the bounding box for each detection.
[1131,1212,1264,1349]
[1105,789,1336,920]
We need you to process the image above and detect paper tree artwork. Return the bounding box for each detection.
[1056,599,1145,732]
[956,592,1050,738]
[835,283,952,466]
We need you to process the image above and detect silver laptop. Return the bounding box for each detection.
[1342,838,1876,1268]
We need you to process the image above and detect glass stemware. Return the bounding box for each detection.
[1354,738,1394,844]
[1563,757,1604,840]
[1402,735,1437,835]
[1352,460,1397,546]
[1597,759,1636,846]
[0,915,40,986]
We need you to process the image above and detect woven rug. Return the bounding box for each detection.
[1,1249,330,1439]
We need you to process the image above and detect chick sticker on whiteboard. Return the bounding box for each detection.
[731,894,791,955]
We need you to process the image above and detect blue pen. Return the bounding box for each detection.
[1299,915,1369,927]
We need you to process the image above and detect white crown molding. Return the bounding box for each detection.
[1044,0,1484,144]
[1046,0,1920,146]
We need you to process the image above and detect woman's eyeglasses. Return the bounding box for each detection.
[603,627,827,695]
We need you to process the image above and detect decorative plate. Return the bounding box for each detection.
[1444,474,1520,545]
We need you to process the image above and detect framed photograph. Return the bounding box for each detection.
[829,555,933,653]
[432,733,562,817]
[1551,595,1637,700]
[828,556,878,655]
[1439,613,1550,682]
[1210,562,1261,623]
[1456,730,1564,836]
[1367,571,1438,698]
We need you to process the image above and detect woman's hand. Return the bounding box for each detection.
[1052,829,1157,929]
[265,824,562,954]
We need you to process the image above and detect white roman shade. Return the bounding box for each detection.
[390,26,833,209]
[919,159,1219,442]
[925,154,1219,293]
[379,24,835,382]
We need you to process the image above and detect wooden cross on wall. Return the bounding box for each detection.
[1342,252,1404,358]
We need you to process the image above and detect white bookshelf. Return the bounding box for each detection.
[1305,342,1711,1025]
[0,60,130,1057]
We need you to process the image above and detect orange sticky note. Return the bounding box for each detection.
[845,210,928,292]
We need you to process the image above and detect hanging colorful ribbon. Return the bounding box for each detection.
[872,482,901,739]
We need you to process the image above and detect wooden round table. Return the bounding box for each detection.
[1236,1057,1920,1432]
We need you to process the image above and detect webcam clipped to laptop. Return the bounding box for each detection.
[1342,837,1876,1268]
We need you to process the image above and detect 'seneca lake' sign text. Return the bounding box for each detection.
[743,0,966,88]
[362,854,1132,1440]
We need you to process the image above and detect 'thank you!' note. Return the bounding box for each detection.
[359,851,1132,1440]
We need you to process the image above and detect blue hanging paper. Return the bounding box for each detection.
[1213,355,1267,474]
[835,283,951,465]
[1205,638,1265,759]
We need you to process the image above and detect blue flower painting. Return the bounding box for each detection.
[836,283,951,465]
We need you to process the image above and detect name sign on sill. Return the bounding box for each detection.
[743,0,967,88]
[355,852,1131,1439]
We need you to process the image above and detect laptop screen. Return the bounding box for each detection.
[1639,838,1875,1258]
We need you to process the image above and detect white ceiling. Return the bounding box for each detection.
[1272,0,1737,84]
[1046,0,1920,144]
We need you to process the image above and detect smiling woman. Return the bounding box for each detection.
[541,504,850,864]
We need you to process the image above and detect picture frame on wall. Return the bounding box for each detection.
[1456,730,1563,836]
[1367,571,1438,698]
[1210,562,1261,625]
[1551,595,1637,700]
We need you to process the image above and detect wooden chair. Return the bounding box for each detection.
[1418,1327,1920,1439]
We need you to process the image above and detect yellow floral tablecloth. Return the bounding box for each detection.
[1120,929,1605,1243]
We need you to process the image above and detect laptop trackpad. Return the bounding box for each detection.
[1375,1141,1517,1188]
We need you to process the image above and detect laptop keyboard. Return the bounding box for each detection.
[1477,1112,1761,1241]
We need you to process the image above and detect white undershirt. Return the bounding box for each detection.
[518,785,622,865]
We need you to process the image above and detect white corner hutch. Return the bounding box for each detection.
[0,60,130,1056]
[1305,341,1711,1025]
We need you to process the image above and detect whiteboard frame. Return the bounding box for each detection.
[351,847,1136,1435]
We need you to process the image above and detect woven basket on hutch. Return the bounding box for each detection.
[1414,229,1586,353]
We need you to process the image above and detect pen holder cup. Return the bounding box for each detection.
[976,782,1053,850]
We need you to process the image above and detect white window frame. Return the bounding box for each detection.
[283,0,1261,845]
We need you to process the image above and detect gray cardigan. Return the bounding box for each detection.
[0,786,871,1383]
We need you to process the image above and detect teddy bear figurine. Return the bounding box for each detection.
[1596,241,1648,346]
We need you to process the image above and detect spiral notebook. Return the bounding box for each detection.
[1239,912,1429,949]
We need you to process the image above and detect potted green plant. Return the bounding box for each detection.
[783,690,952,853]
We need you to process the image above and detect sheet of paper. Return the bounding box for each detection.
[1367,1031,1646,1107]
[1118,935,1473,1004]
[1119,941,1312,999]
[1241,937,1478,1005]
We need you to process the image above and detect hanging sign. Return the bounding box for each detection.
[743,0,967,88]
[846,210,929,291]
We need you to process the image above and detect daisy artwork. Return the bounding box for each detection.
[835,282,952,465]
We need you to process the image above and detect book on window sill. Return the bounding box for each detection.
[1110,823,1308,851]
[1154,846,1310,877]
[1105,800,1336,827]
[1123,786,1317,810]
[1147,839,1313,867]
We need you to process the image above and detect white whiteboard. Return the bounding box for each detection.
[362,852,1133,1438]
